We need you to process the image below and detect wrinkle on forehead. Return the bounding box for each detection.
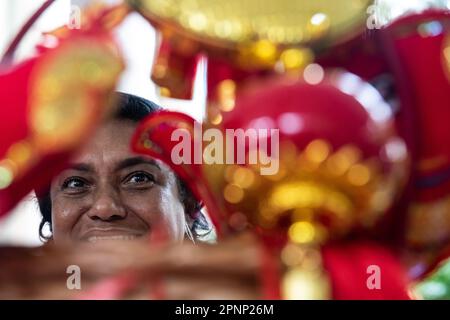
[72,120,138,173]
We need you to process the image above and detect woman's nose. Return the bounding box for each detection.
[87,189,126,221]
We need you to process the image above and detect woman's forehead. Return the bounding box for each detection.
[72,120,142,168]
[67,119,174,177]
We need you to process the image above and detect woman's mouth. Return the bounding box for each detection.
[79,228,146,243]
[86,235,140,243]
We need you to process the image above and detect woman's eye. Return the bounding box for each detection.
[124,172,155,186]
[62,177,89,192]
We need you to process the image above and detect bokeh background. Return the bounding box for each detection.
[0,0,449,246]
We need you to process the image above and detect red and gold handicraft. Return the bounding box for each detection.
[129,0,424,299]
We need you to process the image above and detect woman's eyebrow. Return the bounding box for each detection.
[115,156,161,172]
[66,163,93,172]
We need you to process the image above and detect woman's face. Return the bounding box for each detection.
[50,119,186,244]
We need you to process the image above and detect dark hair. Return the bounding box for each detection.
[37,92,212,242]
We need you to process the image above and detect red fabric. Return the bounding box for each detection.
[260,245,282,300]
[317,32,389,81]
[151,38,200,100]
[0,60,34,158]
[0,58,77,215]
[322,242,411,299]
[420,244,450,278]
[0,58,64,216]
[385,11,450,201]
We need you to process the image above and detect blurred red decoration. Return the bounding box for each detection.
[0,4,125,217]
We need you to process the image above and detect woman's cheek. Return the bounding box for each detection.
[51,197,90,239]
[124,189,185,241]
[160,188,186,242]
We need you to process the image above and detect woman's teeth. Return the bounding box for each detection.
[87,235,138,243]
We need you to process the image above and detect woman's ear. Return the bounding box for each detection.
[182,196,200,217]
[44,236,54,244]
[184,220,195,244]
[184,212,195,230]
[39,220,53,243]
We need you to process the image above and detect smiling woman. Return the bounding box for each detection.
[36,92,214,245]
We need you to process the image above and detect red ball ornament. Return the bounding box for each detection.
[218,71,409,243]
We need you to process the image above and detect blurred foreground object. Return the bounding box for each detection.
[128,0,372,98]
[132,71,411,299]
[130,1,450,299]
[389,12,450,251]
[0,2,125,216]
[319,10,450,278]
[0,233,260,299]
